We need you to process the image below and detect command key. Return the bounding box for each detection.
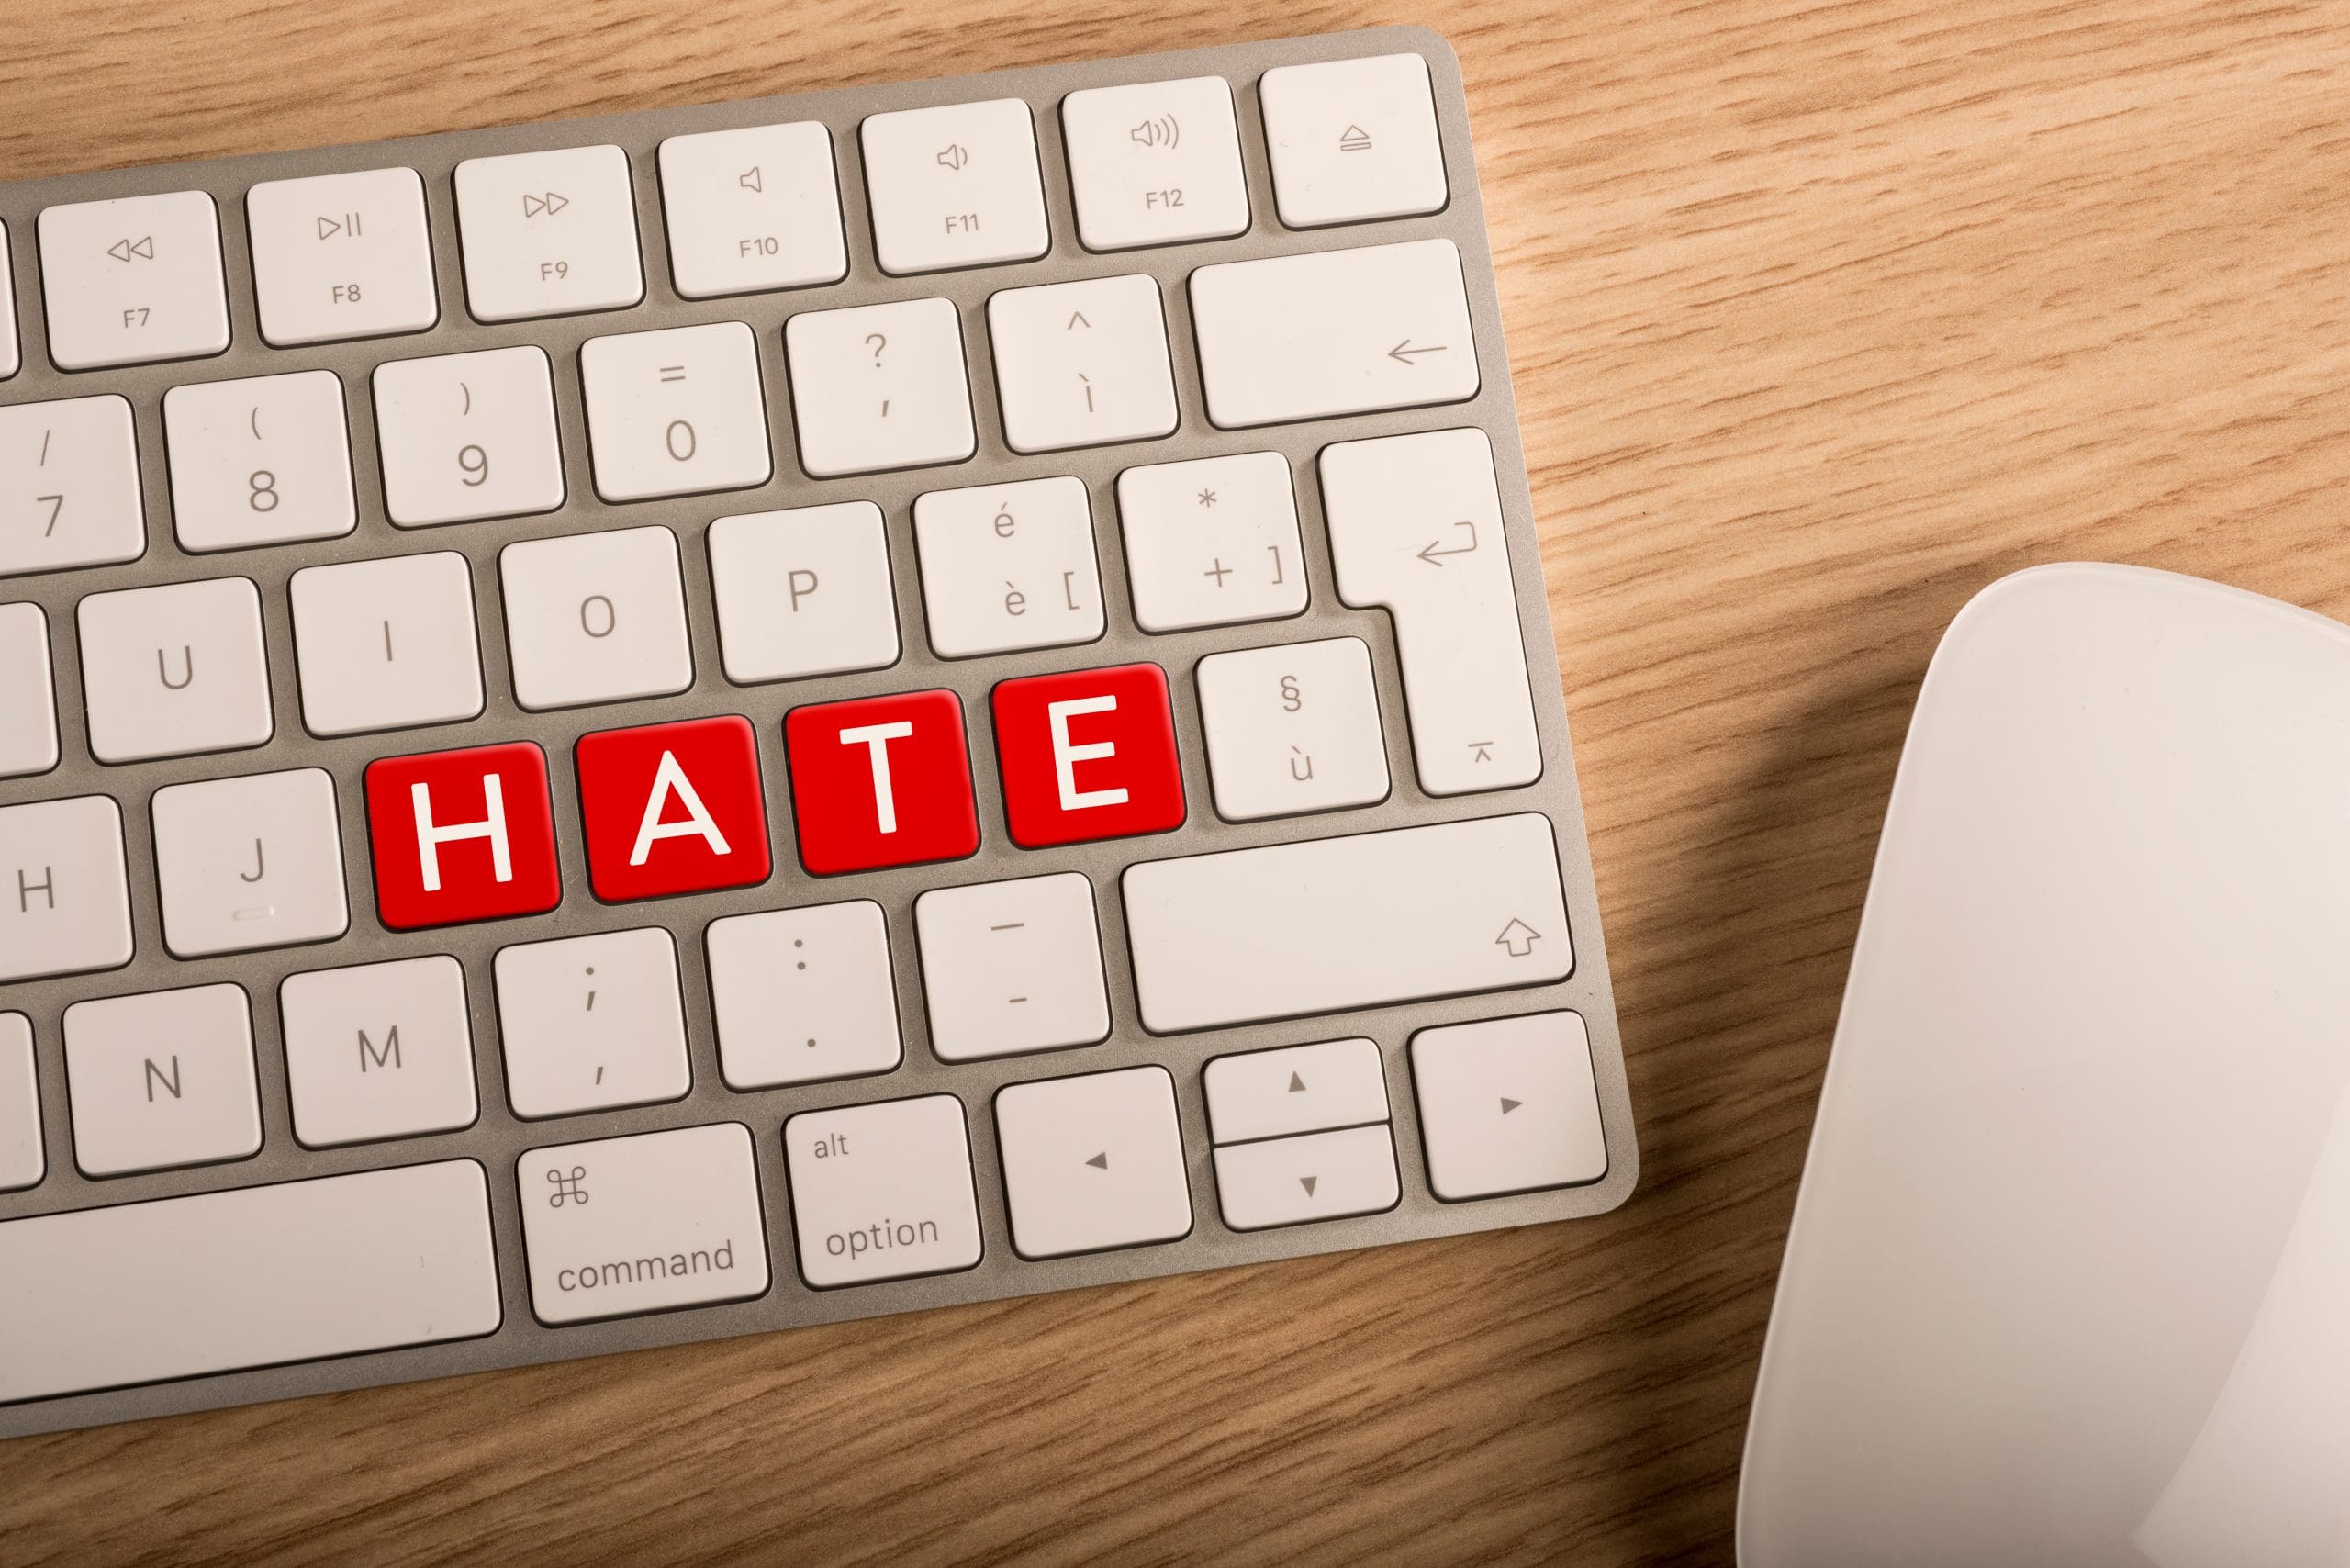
[519,1122,770,1325]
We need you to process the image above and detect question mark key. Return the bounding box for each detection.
[784,296,976,476]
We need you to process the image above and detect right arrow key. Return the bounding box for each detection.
[1411,1012,1609,1201]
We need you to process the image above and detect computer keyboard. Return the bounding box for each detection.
[0,26,1635,1438]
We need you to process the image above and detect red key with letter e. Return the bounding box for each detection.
[992,663,1185,848]
[576,715,772,902]
[785,689,979,875]
[364,741,562,930]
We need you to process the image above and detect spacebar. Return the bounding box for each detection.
[0,1161,501,1405]
[1121,814,1574,1033]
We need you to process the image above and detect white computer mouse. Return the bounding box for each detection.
[1739,563,2350,1567]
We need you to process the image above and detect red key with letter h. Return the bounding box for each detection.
[364,741,563,930]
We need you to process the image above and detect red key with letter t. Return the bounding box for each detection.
[992,662,1185,848]
[785,689,979,875]
[364,741,562,930]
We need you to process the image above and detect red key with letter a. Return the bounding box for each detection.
[364,742,562,930]
[992,663,1185,848]
[576,715,772,902]
[785,689,979,875]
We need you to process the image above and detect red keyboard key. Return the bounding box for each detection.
[992,663,1185,848]
[364,742,562,930]
[576,715,772,902]
[785,689,979,875]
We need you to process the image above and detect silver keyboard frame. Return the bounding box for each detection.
[0,25,1634,1439]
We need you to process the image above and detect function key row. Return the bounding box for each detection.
[0,54,1449,374]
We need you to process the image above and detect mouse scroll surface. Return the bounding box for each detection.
[1739,565,2350,1568]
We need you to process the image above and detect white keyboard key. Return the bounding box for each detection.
[0,219,17,378]
[374,345,566,526]
[246,166,439,345]
[499,524,692,711]
[0,602,57,777]
[1196,636,1389,820]
[1259,53,1449,229]
[658,122,846,297]
[580,320,771,501]
[784,297,975,476]
[1411,1012,1607,1198]
[519,1124,768,1324]
[290,551,484,736]
[1190,238,1476,427]
[162,370,357,552]
[708,502,899,683]
[64,983,260,1178]
[1213,1124,1400,1231]
[708,901,901,1089]
[1060,75,1249,251]
[0,1160,499,1404]
[1124,812,1572,1032]
[1323,427,1539,794]
[0,1014,40,1192]
[914,872,1110,1062]
[860,99,1049,274]
[987,274,1177,453]
[151,767,348,958]
[281,956,478,1148]
[785,1094,982,1288]
[494,926,690,1118]
[78,576,274,762]
[1203,1036,1389,1144]
[0,395,143,578]
[912,475,1103,657]
[1116,452,1305,632]
[38,190,230,369]
[995,1066,1191,1259]
[0,796,132,983]
[453,145,643,321]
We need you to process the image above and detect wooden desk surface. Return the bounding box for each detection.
[2,1,2344,1561]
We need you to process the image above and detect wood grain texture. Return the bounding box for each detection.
[3,1,2345,1562]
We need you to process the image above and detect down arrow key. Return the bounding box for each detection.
[1209,1124,1401,1232]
